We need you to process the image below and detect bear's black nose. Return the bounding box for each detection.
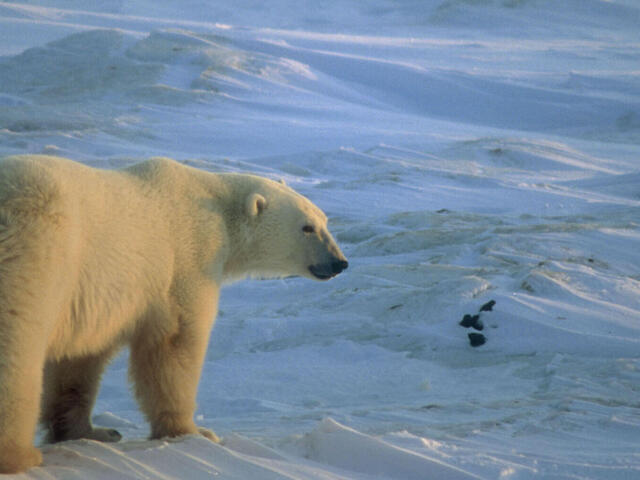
[332,259,349,274]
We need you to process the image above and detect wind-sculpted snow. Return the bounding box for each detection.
[1,1,640,479]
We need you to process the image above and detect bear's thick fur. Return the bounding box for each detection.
[0,155,347,473]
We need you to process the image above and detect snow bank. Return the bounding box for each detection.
[286,418,481,480]
[19,419,479,480]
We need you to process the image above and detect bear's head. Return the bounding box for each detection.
[227,177,348,282]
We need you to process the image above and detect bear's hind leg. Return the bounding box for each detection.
[0,173,77,471]
[0,319,48,473]
[41,350,121,443]
[0,360,45,474]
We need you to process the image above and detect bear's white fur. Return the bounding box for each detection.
[0,155,347,473]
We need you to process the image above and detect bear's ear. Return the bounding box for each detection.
[279,178,287,186]
[246,193,267,217]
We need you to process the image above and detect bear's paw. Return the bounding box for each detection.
[0,444,43,474]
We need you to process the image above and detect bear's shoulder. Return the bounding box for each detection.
[124,156,173,173]
[121,157,209,191]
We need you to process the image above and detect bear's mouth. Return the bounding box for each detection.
[309,265,334,280]
[308,260,348,280]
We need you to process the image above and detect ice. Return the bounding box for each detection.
[2,0,640,479]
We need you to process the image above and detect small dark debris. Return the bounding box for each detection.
[459,314,483,331]
[468,333,486,347]
[459,314,476,327]
[436,208,450,214]
[479,300,496,312]
[389,304,403,310]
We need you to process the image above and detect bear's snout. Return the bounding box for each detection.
[309,257,348,280]
[332,259,349,274]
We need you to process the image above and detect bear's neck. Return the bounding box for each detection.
[215,174,262,284]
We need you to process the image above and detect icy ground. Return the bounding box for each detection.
[1,1,639,478]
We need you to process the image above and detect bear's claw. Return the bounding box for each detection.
[87,427,122,442]
[198,427,221,443]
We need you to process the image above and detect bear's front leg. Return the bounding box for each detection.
[129,285,219,442]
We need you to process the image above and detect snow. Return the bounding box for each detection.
[1,0,639,478]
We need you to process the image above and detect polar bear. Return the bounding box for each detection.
[0,155,348,473]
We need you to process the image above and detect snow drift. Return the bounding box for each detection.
[1,0,639,479]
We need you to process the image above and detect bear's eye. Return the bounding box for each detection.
[302,225,315,234]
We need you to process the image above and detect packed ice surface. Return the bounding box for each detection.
[1,1,639,479]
